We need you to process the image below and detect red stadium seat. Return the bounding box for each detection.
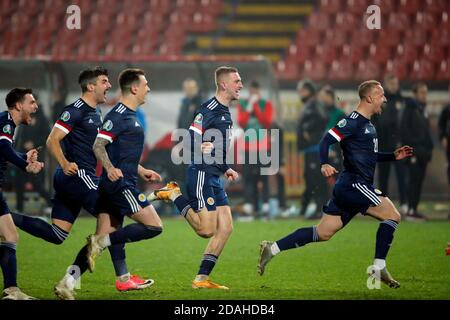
[190,13,217,33]
[341,44,365,64]
[345,0,370,15]
[275,59,300,81]
[410,59,436,81]
[414,12,436,31]
[439,12,450,31]
[334,12,358,32]
[387,12,411,31]
[375,29,401,48]
[303,60,327,81]
[368,44,391,64]
[0,0,16,17]
[398,0,421,15]
[320,0,342,14]
[430,29,450,48]
[329,59,354,81]
[425,0,449,14]
[372,0,396,12]
[315,44,338,64]
[296,29,321,48]
[436,60,450,80]
[287,44,311,64]
[395,44,419,64]
[404,29,428,47]
[385,59,410,80]
[422,44,445,64]
[115,13,138,33]
[308,12,331,31]
[350,29,375,48]
[355,60,381,80]
[324,29,347,47]
[150,0,171,15]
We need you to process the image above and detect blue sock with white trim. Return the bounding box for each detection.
[197,254,218,276]
[375,220,398,259]
[0,242,17,288]
[108,223,162,245]
[11,212,68,244]
[173,195,191,217]
[276,226,319,251]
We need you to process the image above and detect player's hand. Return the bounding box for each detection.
[26,148,38,163]
[26,161,44,174]
[201,142,214,154]
[139,168,162,183]
[225,168,239,181]
[442,138,448,150]
[63,162,78,176]
[394,145,413,160]
[107,167,123,182]
[321,164,338,177]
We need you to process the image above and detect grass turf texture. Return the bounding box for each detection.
[8,217,450,300]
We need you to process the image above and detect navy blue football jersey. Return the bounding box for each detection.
[188,97,233,176]
[54,98,102,175]
[97,103,145,193]
[327,111,378,184]
[0,111,27,185]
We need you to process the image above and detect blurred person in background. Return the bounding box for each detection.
[317,85,345,187]
[437,83,450,219]
[237,80,273,218]
[371,74,408,215]
[296,80,328,219]
[401,82,433,221]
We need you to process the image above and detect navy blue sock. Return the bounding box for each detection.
[276,226,319,251]
[375,220,398,259]
[71,245,89,278]
[109,224,162,245]
[197,254,218,276]
[11,212,68,244]
[0,242,18,289]
[174,196,191,217]
[108,244,128,276]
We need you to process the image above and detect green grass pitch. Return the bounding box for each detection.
[8,217,450,300]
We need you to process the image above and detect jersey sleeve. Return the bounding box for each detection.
[97,112,125,143]
[0,122,14,144]
[53,107,83,134]
[188,111,214,139]
[0,124,27,170]
[327,118,354,142]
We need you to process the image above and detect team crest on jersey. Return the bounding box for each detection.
[194,113,203,123]
[103,120,113,131]
[138,193,146,202]
[60,111,71,122]
[207,197,215,206]
[2,124,11,134]
[337,119,347,128]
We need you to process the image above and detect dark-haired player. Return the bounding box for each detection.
[1,88,44,299]
[258,80,413,289]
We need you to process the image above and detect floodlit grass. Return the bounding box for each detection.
[9,217,450,300]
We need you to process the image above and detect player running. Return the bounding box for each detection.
[258,80,413,288]
[0,88,44,299]
[148,66,241,289]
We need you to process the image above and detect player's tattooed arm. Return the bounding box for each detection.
[93,137,123,182]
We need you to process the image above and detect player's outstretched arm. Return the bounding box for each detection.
[93,137,123,182]
[137,165,161,182]
[321,164,338,177]
[47,127,78,175]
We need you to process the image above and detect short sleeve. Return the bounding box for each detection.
[189,112,214,136]
[327,118,354,142]
[0,122,14,144]
[54,107,83,134]
[97,112,124,143]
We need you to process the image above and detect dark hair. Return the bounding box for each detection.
[5,87,33,109]
[412,81,427,93]
[321,84,335,100]
[250,80,260,89]
[297,79,317,95]
[78,66,109,93]
[215,66,238,86]
[118,68,145,93]
[358,80,381,99]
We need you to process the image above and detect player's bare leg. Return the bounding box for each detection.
[258,214,343,276]
[365,196,401,288]
[192,206,233,289]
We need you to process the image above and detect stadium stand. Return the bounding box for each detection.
[0,0,448,82]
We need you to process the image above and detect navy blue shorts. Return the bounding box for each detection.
[323,182,385,226]
[51,169,99,224]
[186,167,229,212]
[0,191,10,217]
[97,186,149,217]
